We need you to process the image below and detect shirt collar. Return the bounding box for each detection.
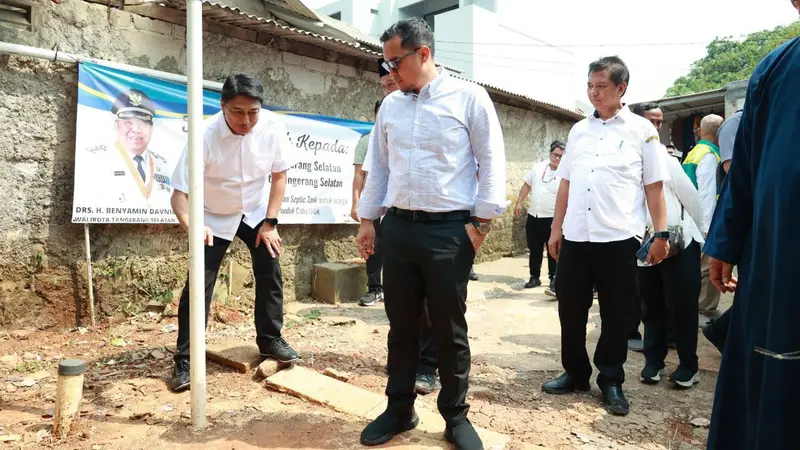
[408,66,448,99]
[217,112,235,139]
[698,139,719,152]
[590,104,631,123]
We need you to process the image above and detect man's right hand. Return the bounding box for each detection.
[548,229,563,261]
[356,221,375,260]
[350,205,360,222]
[709,257,737,293]
[514,203,523,217]
[204,226,214,246]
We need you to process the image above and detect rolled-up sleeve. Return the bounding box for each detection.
[641,124,670,186]
[469,87,507,219]
[357,108,389,220]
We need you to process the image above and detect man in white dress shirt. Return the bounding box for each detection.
[168,73,299,392]
[356,18,506,449]
[543,56,670,416]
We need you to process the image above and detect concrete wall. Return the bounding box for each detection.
[0,0,574,328]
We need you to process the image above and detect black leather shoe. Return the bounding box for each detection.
[260,337,300,363]
[599,383,630,416]
[541,372,590,395]
[170,359,190,392]
[360,408,419,446]
[524,277,542,289]
[469,269,479,281]
[444,420,484,450]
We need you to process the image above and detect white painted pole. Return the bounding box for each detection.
[186,0,206,430]
[82,224,95,327]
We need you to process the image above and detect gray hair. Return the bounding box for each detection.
[380,17,435,56]
[700,114,724,134]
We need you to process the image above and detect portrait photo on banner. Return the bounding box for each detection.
[71,62,372,225]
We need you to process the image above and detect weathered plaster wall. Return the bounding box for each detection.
[0,0,574,327]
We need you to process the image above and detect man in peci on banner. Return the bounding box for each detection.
[84,89,173,209]
[168,73,300,392]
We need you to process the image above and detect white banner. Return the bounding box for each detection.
[71,62,370,225]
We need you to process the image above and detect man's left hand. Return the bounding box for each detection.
[465,223,488,252]
[256,222,282,258]
[646,238,670,265]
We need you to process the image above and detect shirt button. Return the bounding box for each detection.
[588,208,592,211]
[587,188,591,191]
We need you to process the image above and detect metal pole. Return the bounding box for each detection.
[186,0,206,430]
[82,224,96,327]
[0,42,224,91]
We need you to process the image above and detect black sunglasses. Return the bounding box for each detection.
[381,48,420,72]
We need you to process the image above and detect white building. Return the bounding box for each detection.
[315,0,578,110]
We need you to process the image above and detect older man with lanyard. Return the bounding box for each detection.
[543,56,669,416]
[356,17,506,450]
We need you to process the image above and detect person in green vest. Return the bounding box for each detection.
[681,114,724,326]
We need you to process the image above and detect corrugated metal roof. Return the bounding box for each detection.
[149,0,580,121]
[451,74,584,121]
[262,0,320,21]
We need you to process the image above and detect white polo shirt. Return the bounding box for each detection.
[523,159,560,218]
[171,111,293,241]
[556,106,669,243]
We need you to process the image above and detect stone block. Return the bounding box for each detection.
[206,339,262,373]
[312,261,367,304]
[230,260,251,296]
[255,359,290,379]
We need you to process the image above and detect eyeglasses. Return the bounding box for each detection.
[381,48,420,72]
[550,153,563,160]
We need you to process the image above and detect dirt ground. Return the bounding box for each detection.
[0,256,727,449]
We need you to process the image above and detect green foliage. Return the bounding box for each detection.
[14,360,44,373]
[666,22,800,97]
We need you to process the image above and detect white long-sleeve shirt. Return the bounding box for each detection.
[357,68,507,220]
[696,152,718,235]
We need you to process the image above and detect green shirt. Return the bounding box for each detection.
[353,133,370,165]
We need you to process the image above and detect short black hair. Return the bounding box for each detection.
[632,102,660,117]
[380,17,435,56]
[588,56,630,92]
[221,73,264,104]
[550,140,566,152]
[374,99,382,116]
[666,144,676,149]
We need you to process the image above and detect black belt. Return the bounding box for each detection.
[389,207,470,222]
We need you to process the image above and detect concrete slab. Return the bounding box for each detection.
[266,366,511,449]
[206,339,263,373]
[312,261,368,304]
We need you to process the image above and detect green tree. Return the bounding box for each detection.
[665,22,800,97]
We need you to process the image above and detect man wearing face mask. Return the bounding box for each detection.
[543,56,669,416]
[168,73,299,392]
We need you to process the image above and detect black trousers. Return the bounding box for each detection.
[367,217,383,291]
[639,240,701,372]
[174,218,283,362]
[417,301,438,377]
[382,212,474,426]
[526,215,557,279]
[555,238,639,385]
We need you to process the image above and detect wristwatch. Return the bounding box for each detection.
[470,218,492,235]
[653,230,670,240]
[265,217,279,227]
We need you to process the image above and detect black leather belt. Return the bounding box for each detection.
[389,207,470,222]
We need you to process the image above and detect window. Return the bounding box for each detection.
[329,12,341,20]
[370,8,378,14]
[0,0,36,32]
[422,4,458,32]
